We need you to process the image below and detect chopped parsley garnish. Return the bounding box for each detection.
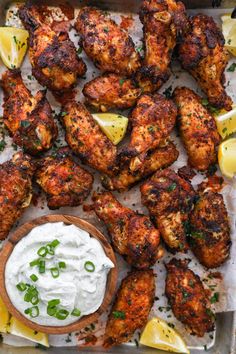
[167,183,177,192]
[0,139,6,152]
[20,120,31,128]
[112,310,126,319]
[227,63,236,72]
[210,292,219,304]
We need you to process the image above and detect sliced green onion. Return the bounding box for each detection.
[24,306,39,318]
[37,246,48,257]
[30,259,39,267]
[46,244,55,255]
[38,259,45,273]
[16,282,27,292]
[71,308,81,317]
[24,292,31,302]
[56,309,69,320]
[48,299,60,307]
[50,267,59,278]
[30,274,38,282]
[50,239,60,248]
[84,261,95,273]
[31,295,39,306]
[47,306,57,316]
[59,261,66,269]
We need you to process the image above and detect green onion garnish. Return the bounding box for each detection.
[30,274,38,282]
[24,292,31,302]
[71,308,81,317]
[56,309,69,320]
[37,246,48,257]
[50,239,60,248]
[48,299,60,307]
[46,244,54,255]
[31,295,39,306]
[47,306,57,316]
[59,261,66,269]
[30,259,39,267]
[38,259,45,273]
[16,282,27,292]
[50,267,59,278]
[24,306,39,318]
[84,261,95,273]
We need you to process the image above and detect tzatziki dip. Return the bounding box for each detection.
[5,222,114,326]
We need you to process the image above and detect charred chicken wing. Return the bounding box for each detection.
[83,74,142,112]
[189,188,231,268]
[60,101,117,176]
[1,70,58,155]
[103,270,155,348]
[75,7,141,76]
[178,14,232,110]
[86,192,163,269]
[173,87,220,171]
[0,153,35,240]
[136,0,189,92]
[165,258,215,337]
[140,168,196,253]
[102,139,179,191]
[36,148,93,209]
[19,3,86,92]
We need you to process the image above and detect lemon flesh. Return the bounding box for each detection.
[0,27,29,69]
[218,138,236,178]
[221,14,236,56]
[215,104,236,138]
[0,297,10,333]
[92,113,128,145]
[140,317,189,354]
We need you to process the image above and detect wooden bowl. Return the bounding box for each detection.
[0,214,117,334]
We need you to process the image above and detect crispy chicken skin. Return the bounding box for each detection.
[121,93,177,171]
[102,140,179,191]
[165,259,215,337]
[75,7,141,76]
[60,101,117,176]
[173,87,220,171]
[87,192,163,269]
[103,270,155,348]
[36,148,93,209]
[0,153,35,240]
[1,70,58,155]
[189,188,231,268]
[140,168,196,253]
[178,14,232,110]
[83,74,142,112]
[136,0,189,92]
[19,3,86,92]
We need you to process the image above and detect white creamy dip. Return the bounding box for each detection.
[5,222,114,326]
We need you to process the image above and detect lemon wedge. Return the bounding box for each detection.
[0,297,10,333]
[218,138,236,178]
[215,104,236,138]
[140,317,189,354]
[0,27,29,69]
[221,14,236,56]
[92,113,128,145]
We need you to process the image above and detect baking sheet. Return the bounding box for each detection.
[0,3,236,351]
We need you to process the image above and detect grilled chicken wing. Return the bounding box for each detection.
[140,168,196,253]
[86,192,163,269]
[1,70,58,155]
[75,7,140,76]
[178,14,232,110]
[189,188,231,268]
[0,153,35,240]
[102,140,179,191]
[120,93,177,171]
[60,101,117,176]
[103,270,155,348]
[83,74,142,112]
[19,3,86,92]
[165,259,215,337]
[136,0,189,92]
[173,87,220,171]
[36,148,93,209]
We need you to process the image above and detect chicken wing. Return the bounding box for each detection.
[173,87,220,171]
[165,258,215,337]
[103,269,155,348]
[189,188,231,268]
[178,14,232,110]
[140,168,196,253]
[75,7,141,76]
[86,192,163,269]
[1,70,58,155]
[60,101,117,176]
[83,74,142,112]
[36,148,93,209]
[136,0,189,93]
[120,93,177,171]
[0,152,35,240]
[19,3,86,92]
[102,139,179,191]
